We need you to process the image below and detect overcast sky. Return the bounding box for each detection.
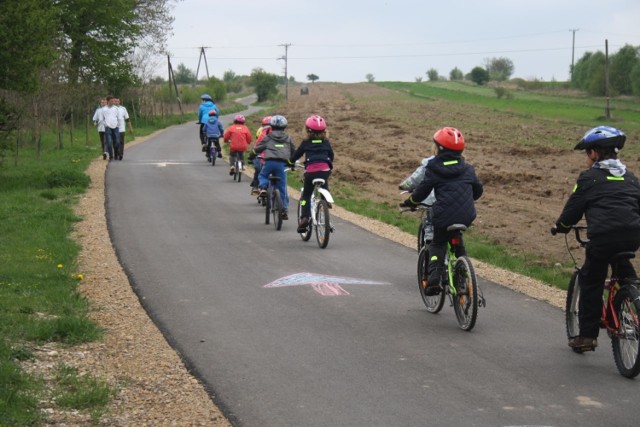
[153,0,640,83]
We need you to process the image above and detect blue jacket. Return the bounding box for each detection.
[410,151,483,228]
[198,101,219,124]
[204,116,224,138]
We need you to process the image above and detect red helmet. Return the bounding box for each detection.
[433,127,465,151]
[261,116,272,126]
[305,115,327,132]
[234,114,246,124]
[208,110,217,116]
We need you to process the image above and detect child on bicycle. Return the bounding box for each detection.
[203,110,224,159]
[249,115,296,220]
[399,156,437,244]
[400,127,483,296]
[553,126,640,351]
[223,114,252,176]
[290,115,334,233]
[197,94,219,150]
[249,116,272,195]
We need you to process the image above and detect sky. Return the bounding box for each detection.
[152,0,640,83]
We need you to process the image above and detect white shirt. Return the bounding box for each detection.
[117,105,129,132]
[102,105,119,129]
[92,106,106,132]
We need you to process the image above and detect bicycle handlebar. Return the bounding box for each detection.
[551,225,588,246]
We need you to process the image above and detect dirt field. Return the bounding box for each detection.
[278,82,640,272]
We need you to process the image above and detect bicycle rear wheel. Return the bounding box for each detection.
[264,188,271,225]
[612,285,640,378]
[452,256,478,331]
[234,160,242,182]
[565,271,583,353]
[272,189,283,231]
[315,199,330,249]
[297,199,312,241]
[418,247,444,313]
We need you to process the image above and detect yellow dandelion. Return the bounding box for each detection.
[57,264,63,269]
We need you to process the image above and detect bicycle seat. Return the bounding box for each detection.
[312,178,326,186]
[446,224,468,232]
[612,252,636,262]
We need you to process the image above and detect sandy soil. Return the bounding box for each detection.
[27,82,637,425]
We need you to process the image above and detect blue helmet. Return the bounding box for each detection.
[269,115,288,129]
[200,93,212,101]
[574,126,626,150]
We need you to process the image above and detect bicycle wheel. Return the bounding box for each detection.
[234,160,242,182]
[417,221,425,252]
[452,255,478,331]
[611,285,640,378]
[315,199,330,248]
[418,247,445,313]
[297,199,312,241]
[565,271,583,353]
[264,188,271,225]
[272,189,283,231]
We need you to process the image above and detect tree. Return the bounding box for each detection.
[469,67,489,85]
[631,62,640,96]
[173,64,195,84]
[223,70,242,93]
[365,73,375,83]
[484,57,514,82]
[449,67,463,81]
[307,74,319,84]
[0,0,58,92]
[249,68,278,102]
[426,68,439,81]
[610,44,639,95]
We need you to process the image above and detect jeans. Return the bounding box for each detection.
[259,161,289,210]
[104,127,120,159]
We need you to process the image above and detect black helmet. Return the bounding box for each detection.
[574,126,626,150]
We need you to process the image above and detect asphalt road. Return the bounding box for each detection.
[106,112,640,427]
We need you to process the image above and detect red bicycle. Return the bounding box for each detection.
[553,225,640,378]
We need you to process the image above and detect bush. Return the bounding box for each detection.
[494,87,513,99]
[45,169,90,189]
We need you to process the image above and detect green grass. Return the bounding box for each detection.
[378,81,640,133]
[0,113,191,425]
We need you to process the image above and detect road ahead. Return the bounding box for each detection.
[106,114,639,427]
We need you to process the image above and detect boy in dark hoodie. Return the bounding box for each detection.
[250,115,296,219]
[401,127,483,296]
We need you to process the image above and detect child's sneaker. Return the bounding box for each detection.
[568,336,597,351]
[229,166,235,176]
[250,187,260,196]
[282,210,288,220]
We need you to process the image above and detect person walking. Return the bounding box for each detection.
[115,97,132,160]
[102,95,120,161]
[92,98,107,160]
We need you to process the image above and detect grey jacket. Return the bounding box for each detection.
[253,130,296,162]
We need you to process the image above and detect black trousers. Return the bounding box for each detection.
[579,236,640,337]
[300,171,331,218]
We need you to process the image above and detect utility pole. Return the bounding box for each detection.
[195,47,211,82]
[605,39,611,119]
[570,28,579,80]
[278,43,292,100]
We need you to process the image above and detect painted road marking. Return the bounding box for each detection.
[263,272,390,296]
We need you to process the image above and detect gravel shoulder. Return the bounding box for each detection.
[28,128,565,425]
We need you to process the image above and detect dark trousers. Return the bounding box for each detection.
[300,171,331,218]
[117,132,126,159]
[104,127,120,159]
[427,227,467,277]
[206,137,221,157]
[579,236,640,337]
[99,131,105,153]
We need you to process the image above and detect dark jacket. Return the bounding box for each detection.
[252,130,296,162]
[290,138,334,169]
[556,167,640,240]
[409,151,483,228]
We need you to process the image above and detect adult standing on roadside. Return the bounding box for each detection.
[115,97,132,160]
[92,98,107,160]
[103,95,120,161]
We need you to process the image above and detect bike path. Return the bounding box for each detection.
[106,119,640,427]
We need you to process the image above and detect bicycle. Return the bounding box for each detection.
[230,152,244,182]
[260,171,289,231]
[404,203,485,331]
[552,225,640,378]
[207,137,219,166]
[297,177,335,249]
